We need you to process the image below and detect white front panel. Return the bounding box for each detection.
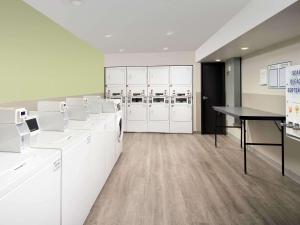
[170,66,193,85]
[148,86,170,96]
[127,86,147,96]
[62,136,92,225]
[170,104,192,122]
[127,67,147,85]
[106,67,126,85]
[127,104,147,121]
[149,104,169,121]
[106,85,126,99]
[0,157,61,225]
[84,123,107,210]
[170,85,192,96]
[170,122,193,134]
[148,66,169,85]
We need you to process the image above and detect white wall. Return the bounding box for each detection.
[240,39,300,181]
[195,0,297,62]
[105,51,201,131]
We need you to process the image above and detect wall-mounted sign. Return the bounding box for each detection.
[286,65,300,140]
[268,62,291,89]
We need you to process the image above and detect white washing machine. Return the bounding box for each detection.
[0,149,61,225]
[28,121,92,225]
[0,108,61,225]
[105,85,127,131]
[148,86,170,133]
[65,117,109,210]
[126,85,148,132]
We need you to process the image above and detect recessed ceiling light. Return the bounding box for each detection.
[166,31,174,36]
[163,47,169,51]
[71,0,83,6]
[241,47,249,51]
[215,59,221,62]
[119,49,125,52]
[104,34,112,38]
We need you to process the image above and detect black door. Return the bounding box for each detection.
[201,62,225,134]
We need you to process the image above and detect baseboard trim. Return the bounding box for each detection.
[228,133,300,184]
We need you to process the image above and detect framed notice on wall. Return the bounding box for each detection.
[286,65,300,140]
[268,62,291,89]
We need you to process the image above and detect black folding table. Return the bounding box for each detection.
[213,106,286,175]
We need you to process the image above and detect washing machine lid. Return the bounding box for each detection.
[66,119,93,130]
[0,148,60,197]
[29,130,89,150]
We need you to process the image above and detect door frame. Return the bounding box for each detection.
[201,62,226,134]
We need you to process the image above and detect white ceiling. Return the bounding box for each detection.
[202,1,300,62]
[24,0,250,53]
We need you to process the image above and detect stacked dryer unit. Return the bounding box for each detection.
[105,67,127,131]
[170,66,193,133]
[126,67,148,132]
[148,66,170,133]
[105,65,193,133]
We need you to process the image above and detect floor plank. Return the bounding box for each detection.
[84,133,300,225]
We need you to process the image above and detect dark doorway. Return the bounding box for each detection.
[201,62,226,134]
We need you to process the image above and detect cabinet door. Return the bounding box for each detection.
[148,67,169,85]
[171,105,192,122]
[127,67,147,85]
[170,66,193,85]
[127,104,147,121]
[149,105,169,121]
[106,67,126,85]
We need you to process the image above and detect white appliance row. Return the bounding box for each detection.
[0,98,123,225]
[105,66,193,86]
[105,66,193,133]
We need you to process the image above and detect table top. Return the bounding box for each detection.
[213,106,285,120]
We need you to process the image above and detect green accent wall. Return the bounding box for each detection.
[0,0,104,104]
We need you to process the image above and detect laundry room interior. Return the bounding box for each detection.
[1,0,300,225]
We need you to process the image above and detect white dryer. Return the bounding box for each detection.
[101,100,124,166]
[127,67,147,85]
[126,85,148,132]
[28,121,92,225]
[148,86,170,133]
[105,85,127,131]
[105,67,126,85]
[170,96,193,133]
[169,66,193,133]
[148,66,170,85]
[0,148,61,225]
[170,66,193,86]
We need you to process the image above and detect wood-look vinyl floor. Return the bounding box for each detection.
[84,133,300,225]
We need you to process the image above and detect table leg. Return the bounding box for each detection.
[281,120,285,176]
[243,120,247,174]
[240,120,243,148]
[215,112,218,147]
